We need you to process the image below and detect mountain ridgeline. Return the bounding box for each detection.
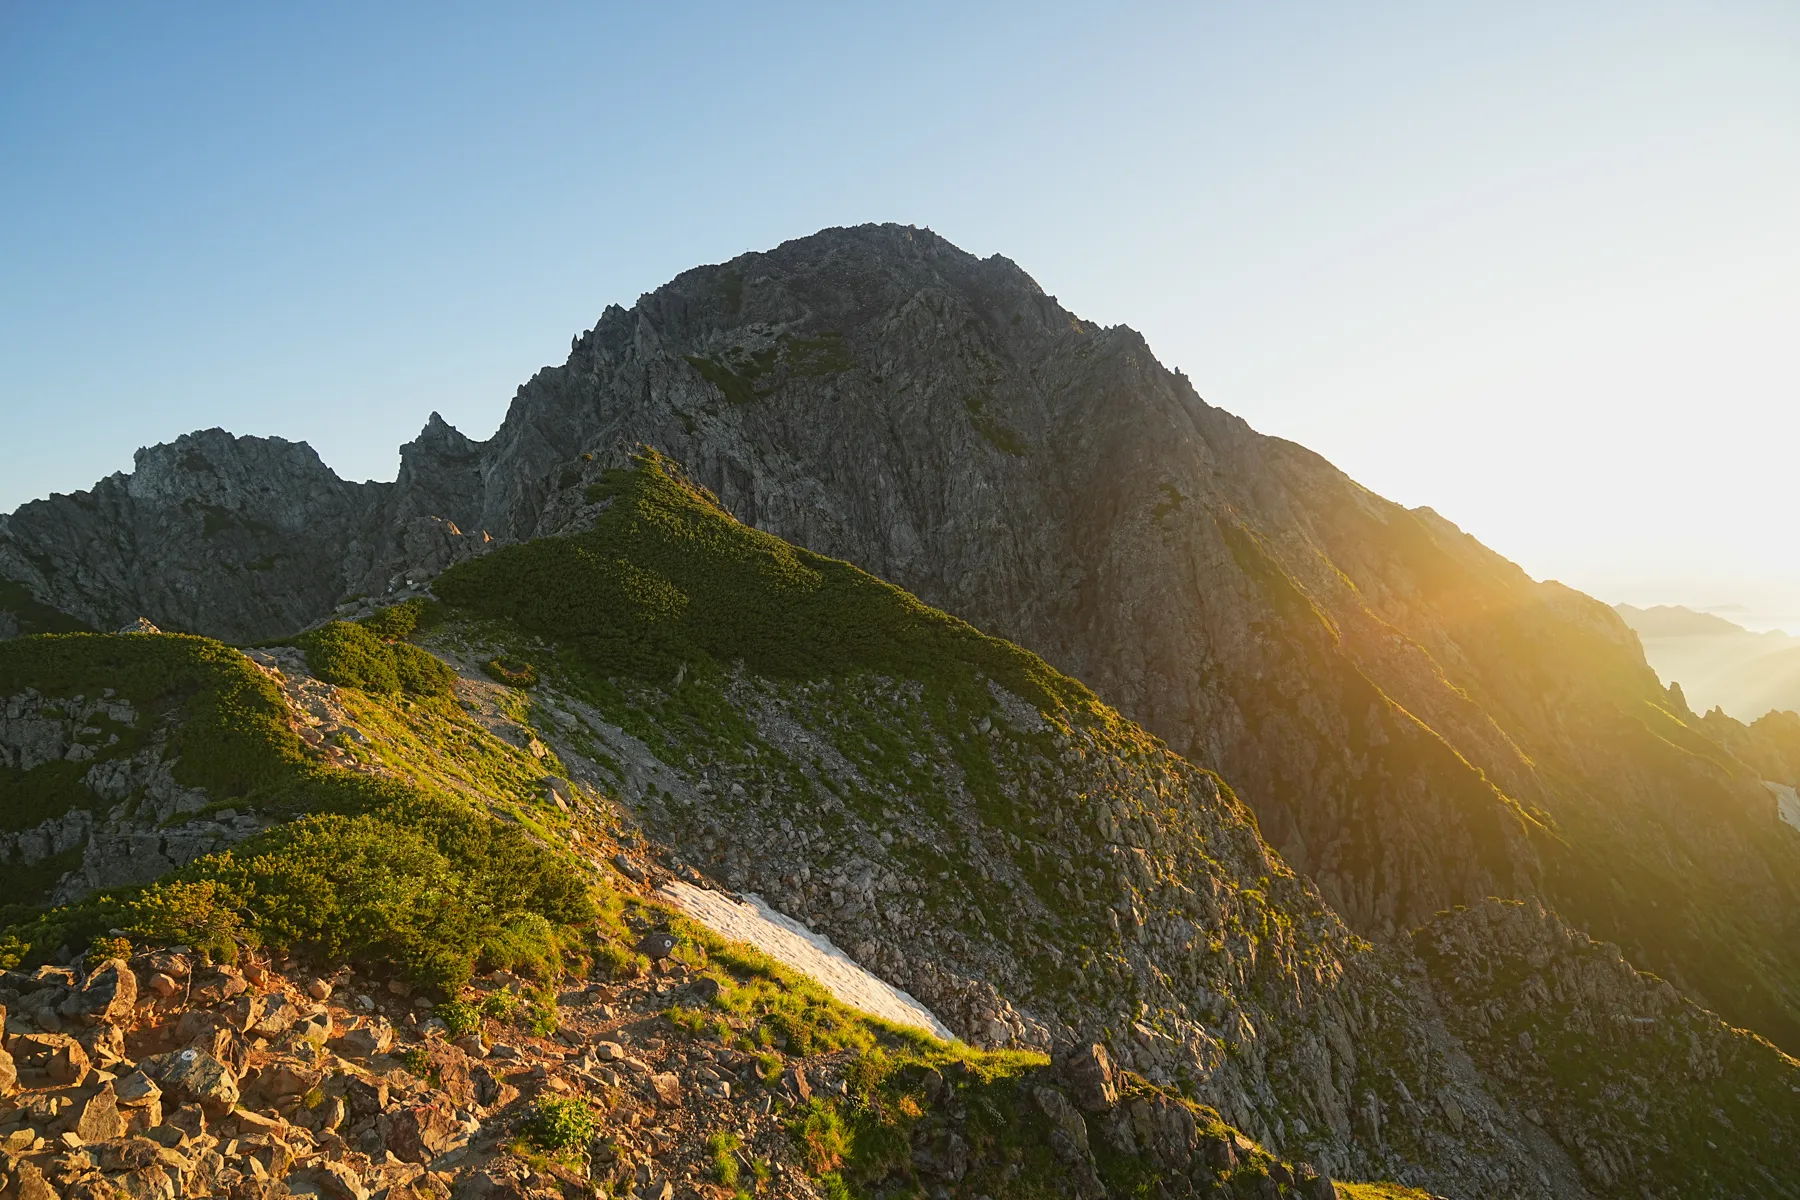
[3,224,1800,1198]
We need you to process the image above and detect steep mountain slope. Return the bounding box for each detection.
[5,224,1800,1060]
[1,638,1362,1200]
[5,457,1799,1198]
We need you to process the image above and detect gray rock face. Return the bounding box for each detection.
[1,687,265,903]
[6,224,1800,1057]
[0,429,389,643]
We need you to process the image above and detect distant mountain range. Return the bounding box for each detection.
[1616,603,1800,720]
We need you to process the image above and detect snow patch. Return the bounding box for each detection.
[1763,781,1800,832]
[658,879,956,1042]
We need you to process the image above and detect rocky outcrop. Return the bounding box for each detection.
[0,430,390,642]
[1,688,267,904]
[1416,898,1800,1199]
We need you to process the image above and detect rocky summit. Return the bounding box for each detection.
[4,225,1800,1199]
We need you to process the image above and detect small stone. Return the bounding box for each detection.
[592,1041,625,1062]
[1438,1090,1465,1134]
[649,1072,681,1106]
[307,979,333,1002]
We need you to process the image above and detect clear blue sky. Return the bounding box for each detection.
[3,2,1797,623]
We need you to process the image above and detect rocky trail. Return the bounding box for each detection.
[0,852,1361,1200]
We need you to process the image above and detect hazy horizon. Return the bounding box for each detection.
[4,2,1796,623]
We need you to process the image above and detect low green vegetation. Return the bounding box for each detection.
[436,450,1087,713]
[299,616,456,697]
[0,632,592,988]
[357,597,445,641]
[0,631,311,850]
[682,332,854,407]
[0,632,305,804]
[3,780,594,989]
[482,656,538,687]
[436,999,483,1037]
[527,1096,596,1158]
[706,1131,742,1186]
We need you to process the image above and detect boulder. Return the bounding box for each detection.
[76,1019,128,1067]
[175,1009,224,1044]
[253,996,302,1039]
[258,1060,323,1102]
[1291,1165,1337,1200]
[419,1041,475,1109]
[114,1070,162,1107]
[1438,1090,1466,1134]
[12,1161,62,1200]
[1125,1093,1197,1171]
[220,993,268,1031]
[167,1102,209,1140]
[339,1017,394,1057]
[1059,1042,1119,1113]
[1031,1086,1104,1200]
[1033,1085,1090,1158]
[379,1097,464,1164]
[345,1074,389,1120]
[293,1010,333,1045]
[636,932,677,960]
[75,1082,127,1142]
[61,959,137,1026]
[147,1047,240,1118]
[11,1032,90,1085]
[190,965,248,1004]
[310,1161,369,1200]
